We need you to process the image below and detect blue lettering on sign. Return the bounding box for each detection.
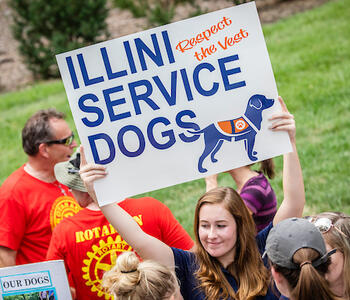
[176,110,200,142]
[135,33,164,71]
[89,133,116,164]
[162,31,175,64]
[100,47,128,80]
[180,68,193,101]
[87,109,201,164]
[79,94,104,127]
[64,30,176,89]
[77,52,245,127]
[117,125,146,157]
[152,71,177,107]
[66,56,79,89]
[123,40,137,74]
[129,80,160,115]
[193,62,219,96]
[103,86,131,122]
[77,54,104,86]
[67,26,248,166]
[147,117,176,150]
[218,54,246,90]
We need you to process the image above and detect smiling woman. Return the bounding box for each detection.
[193,187,268,299]
[197,201,238,267]
[80,97,306,300]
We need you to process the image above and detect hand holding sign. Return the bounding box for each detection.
[79,145,107,205]
[269,96,296,143]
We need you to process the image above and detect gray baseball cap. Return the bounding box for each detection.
[54,150,87,192]
[265,217,335,269]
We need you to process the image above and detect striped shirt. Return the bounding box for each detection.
[240,173,277,232]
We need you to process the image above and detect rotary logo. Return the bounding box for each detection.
[82,235,132,299]
[50,195,82,230]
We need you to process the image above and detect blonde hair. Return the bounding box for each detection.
[194,187,269,300]
[102,252,176,300]
[316,212,350,298]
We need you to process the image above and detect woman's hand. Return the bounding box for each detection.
[79,145,107,204]
[269,96,296,143]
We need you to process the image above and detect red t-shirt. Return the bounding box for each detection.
[47,197,194,300]
[0,165,81,265]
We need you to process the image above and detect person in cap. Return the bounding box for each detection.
[265,217,341,300]
[46,150,193,300]
[0,108,79,267]
[308,212,350,299]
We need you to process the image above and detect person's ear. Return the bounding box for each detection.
[271,266,283,284]
[38,143,50,158]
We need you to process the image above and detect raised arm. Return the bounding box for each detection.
[79,146,175,268]
[272,97,305,225]
[205,174,219,192]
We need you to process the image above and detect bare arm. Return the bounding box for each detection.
[271,97,305,225]
[100,203,174,266]
[205,174,218,192]
[0,246,16,267]
[79,146,175,268]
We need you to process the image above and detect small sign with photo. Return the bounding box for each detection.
[0,260,71,300]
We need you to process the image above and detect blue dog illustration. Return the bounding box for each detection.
[189,94,274,173]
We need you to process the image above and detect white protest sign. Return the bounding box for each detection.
[56,2,292,206]
[0,260,72,299]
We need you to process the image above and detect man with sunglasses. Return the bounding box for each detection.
[0,108,80,267]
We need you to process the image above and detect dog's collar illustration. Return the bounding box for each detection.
[243,115,259,133]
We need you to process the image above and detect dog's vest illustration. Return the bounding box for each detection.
[218,117,251,134]
[189,94,275,173]
[190,94,275,173]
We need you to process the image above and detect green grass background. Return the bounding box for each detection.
[0,0,349,237]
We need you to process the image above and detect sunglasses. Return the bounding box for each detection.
[307,216,347,238]
[45,133,75,146]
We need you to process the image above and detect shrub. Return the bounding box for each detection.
[233,0,253,5]
[8,0,110,79]
[113,0,148,18]
[113,0,199,26]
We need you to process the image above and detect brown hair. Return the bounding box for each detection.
[193,187,269,300]
[22,109,65,156]
[102,252,177,300]
[271,248,341,300]
[258,159,275,179]
[316,212,350,298]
